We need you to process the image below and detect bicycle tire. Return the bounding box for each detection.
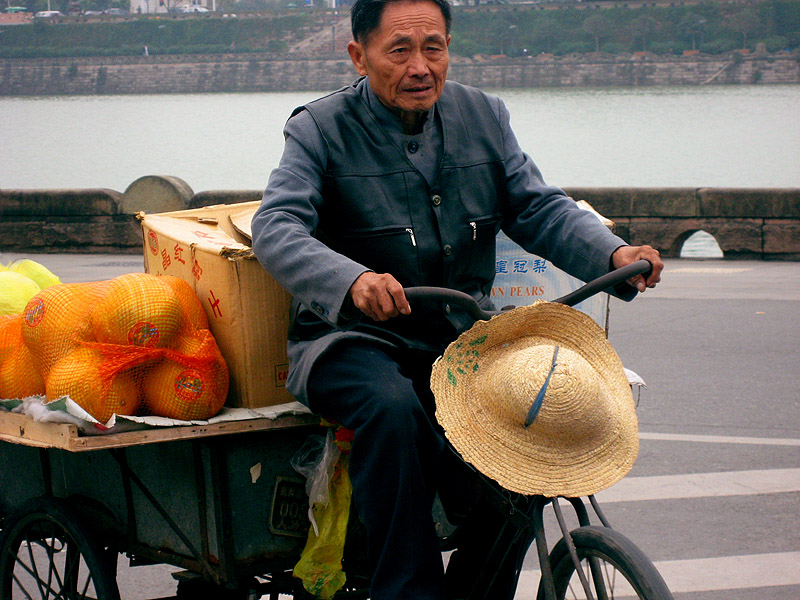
[536,526,673,600]
[0,496,121,600]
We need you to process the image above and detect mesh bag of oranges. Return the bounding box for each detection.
[1,273,228,424]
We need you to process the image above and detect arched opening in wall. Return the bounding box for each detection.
[679,230,724,259]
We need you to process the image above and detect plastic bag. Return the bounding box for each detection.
[293,452,352,599]
[291,432,341,535]
[291,430,353,599]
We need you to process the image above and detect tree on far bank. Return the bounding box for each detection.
[583,13,614,53]
[678,12,707,50]
[726,8,761,48]
[530,18,563,55]
[631,14,662,51]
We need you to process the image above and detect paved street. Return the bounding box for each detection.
[519,259,800,599]
[2,253,798,599]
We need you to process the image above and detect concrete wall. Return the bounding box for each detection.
[564,187,800,260]
[2,50,799,95]
[1,177,798,260]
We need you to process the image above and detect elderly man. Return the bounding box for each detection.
[251,0,663,598]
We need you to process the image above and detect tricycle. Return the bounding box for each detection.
[0,261,673,600]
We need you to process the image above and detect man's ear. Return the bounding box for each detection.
[348,40,368,76]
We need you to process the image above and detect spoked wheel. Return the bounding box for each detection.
[0,497,120,600]
[537,526,673,600]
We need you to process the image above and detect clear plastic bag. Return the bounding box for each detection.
[291,430,352,598]
[291,431,341,535]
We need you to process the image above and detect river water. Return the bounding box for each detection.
[2,84,798,193]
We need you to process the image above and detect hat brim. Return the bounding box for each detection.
[431,301,638,497]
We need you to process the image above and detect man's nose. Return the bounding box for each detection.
[407,49,430,77]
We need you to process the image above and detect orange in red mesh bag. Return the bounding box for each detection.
[46,347,142,423]
[0,314,45,399]
[16,272,228,422]
[0,314,20,366]
[161,276,210,332]
[142,329,229,421]
[91,274,183,348]
[22,281,110,379]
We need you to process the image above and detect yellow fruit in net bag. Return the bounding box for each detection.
[142,331,228,420]
[91,274,182,348]
[160,276,210,332]
[8,259,61,290]
[0,342,46,400]
[22,281,109,379]
[0,271,41,316]
[46,347,141,423]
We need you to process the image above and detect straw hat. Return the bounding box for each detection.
[431,301,638,498]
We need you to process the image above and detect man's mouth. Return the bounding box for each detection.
[404,86,432,97]
[403,81,433,95]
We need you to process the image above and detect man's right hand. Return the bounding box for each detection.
[349,272,411,322]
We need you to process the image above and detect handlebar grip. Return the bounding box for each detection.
[552,259,652,306]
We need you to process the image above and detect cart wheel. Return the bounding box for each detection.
[0,497,120,600]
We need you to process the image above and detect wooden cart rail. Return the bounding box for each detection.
[0,410,320,452]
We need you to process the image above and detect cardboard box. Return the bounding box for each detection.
[492,201,614,332]
[139,202,293,408]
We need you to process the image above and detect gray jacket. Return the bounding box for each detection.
[251,78,630,405]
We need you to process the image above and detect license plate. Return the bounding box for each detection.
[269,476,310,538]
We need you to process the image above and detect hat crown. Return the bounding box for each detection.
[477,341,612,445]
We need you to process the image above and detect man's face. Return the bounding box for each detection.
[348,0,450,119]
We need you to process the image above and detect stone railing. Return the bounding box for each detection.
[1,176,798,260]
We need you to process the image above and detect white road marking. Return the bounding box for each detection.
[516,551,800,596]
[596,468,800,503]
[667,267,753,274]
[639,431,800,446]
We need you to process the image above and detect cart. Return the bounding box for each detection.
[0,407,327,599]
[0,261,673,600]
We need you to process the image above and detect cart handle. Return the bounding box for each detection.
[404,259,652,322]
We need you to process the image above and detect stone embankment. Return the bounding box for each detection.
[1,176,797,260]
[1,49,798,95]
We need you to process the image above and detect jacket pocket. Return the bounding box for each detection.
[333,225,421,286]
[458,215,501,293]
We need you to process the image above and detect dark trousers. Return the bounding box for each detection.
[306,342,447,600]
[306,340,529,600]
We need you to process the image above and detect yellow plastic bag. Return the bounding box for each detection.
[293,452,352,599]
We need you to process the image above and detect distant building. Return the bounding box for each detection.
[130,0,211,14]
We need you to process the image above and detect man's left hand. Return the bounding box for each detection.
[611,245,664,293]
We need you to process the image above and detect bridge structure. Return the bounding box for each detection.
[0,176,797,260]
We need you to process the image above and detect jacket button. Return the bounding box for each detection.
[407,141,419,154]
[443,245,453,256]
[431,195,442,206]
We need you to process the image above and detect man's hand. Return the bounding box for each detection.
[349,272,411,321]
[611,245,664,293]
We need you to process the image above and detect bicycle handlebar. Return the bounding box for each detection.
[404,259,652,321]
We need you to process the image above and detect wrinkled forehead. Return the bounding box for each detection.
[379,7,447,43]
[354,0,450,45]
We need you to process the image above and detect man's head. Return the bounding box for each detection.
[347,0,452,132]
